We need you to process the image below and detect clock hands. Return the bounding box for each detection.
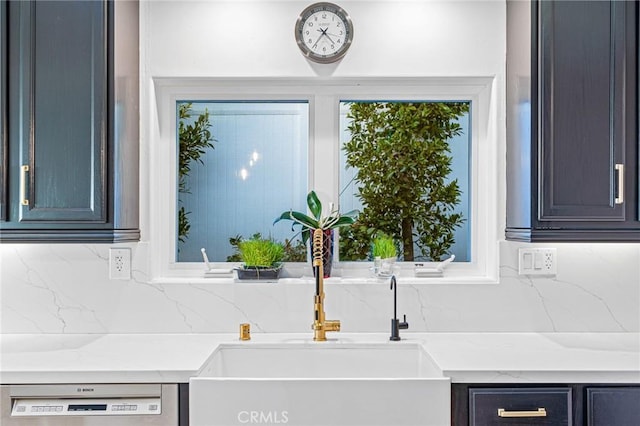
[313,27,337,48]
[311,30,325,49]
[321,28,337,45]
[323,31,342,39]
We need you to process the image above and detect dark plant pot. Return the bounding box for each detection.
[236,265,282,280]
[309,229,333,278]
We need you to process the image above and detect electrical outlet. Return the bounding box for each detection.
[109,248,131,280]
[518,248,557,276]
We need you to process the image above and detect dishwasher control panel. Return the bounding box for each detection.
[12,397,161,416]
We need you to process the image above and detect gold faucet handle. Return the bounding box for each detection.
[324,320,340,332]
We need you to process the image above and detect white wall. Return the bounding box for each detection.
[1,0,638,334]
[143,1,503,77]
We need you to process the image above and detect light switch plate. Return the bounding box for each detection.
[518,248,557,276]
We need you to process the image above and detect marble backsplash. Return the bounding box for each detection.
[1,241,638,334]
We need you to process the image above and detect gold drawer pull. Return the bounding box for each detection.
[497,407,547,418]
[20,165,30,206]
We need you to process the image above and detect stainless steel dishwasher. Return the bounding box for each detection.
[0,383,179,425]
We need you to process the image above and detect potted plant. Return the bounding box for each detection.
[274,190,358,277]
[372,233,397,277]
[235,235,285,280]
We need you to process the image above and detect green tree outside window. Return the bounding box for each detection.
[178,103,215,244]
[340,102,469,262]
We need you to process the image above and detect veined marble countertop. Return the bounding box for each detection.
[0,333,638,384]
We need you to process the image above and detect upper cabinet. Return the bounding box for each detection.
[0,0,139,243]
[0,1,5,224]
[506,0,640,241]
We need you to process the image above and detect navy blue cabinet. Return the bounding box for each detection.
[0,0,6,223]
[469,388,572,426]
[506,0,640,241]
[587,387,640,426]
[453,385,640,426]
[0,0,139,242]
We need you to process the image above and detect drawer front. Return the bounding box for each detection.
[587,387,640,426]
[469,388,572,426]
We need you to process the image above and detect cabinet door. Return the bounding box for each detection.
[537,1,629,222]
[506,0,639,241]
[8,0,106,223]
[469,388,572,426]
[1,0,7,222]
[587,387,640,426]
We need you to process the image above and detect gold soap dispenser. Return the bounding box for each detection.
[239,323,251,341]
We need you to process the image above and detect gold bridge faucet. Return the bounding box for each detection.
[312,229,340,341]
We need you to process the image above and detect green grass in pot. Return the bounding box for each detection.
[239,237,284,269]
[372,233,397,259]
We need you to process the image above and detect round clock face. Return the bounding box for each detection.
[295,2,353,63]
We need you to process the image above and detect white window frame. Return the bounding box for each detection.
[150,77,499,284]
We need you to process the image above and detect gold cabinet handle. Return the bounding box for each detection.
[615,163,624,204]
[497,408,547,418]
[20,165,30,206]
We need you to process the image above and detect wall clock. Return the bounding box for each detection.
[295,2,354,63]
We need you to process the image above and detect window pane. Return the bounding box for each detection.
[177,101,309,262]
[339,101,471,262]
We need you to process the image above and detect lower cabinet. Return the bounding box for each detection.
[469,387,571,425]
[179,383,189,426]
[586,387,640,426]
[453,385,640,426]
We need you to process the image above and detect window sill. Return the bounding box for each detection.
[151,273,499,286]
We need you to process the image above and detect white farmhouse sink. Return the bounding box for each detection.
[190,341,450,426]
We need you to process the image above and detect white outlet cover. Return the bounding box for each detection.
[109,248,131,280]
[518,248,557,276]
